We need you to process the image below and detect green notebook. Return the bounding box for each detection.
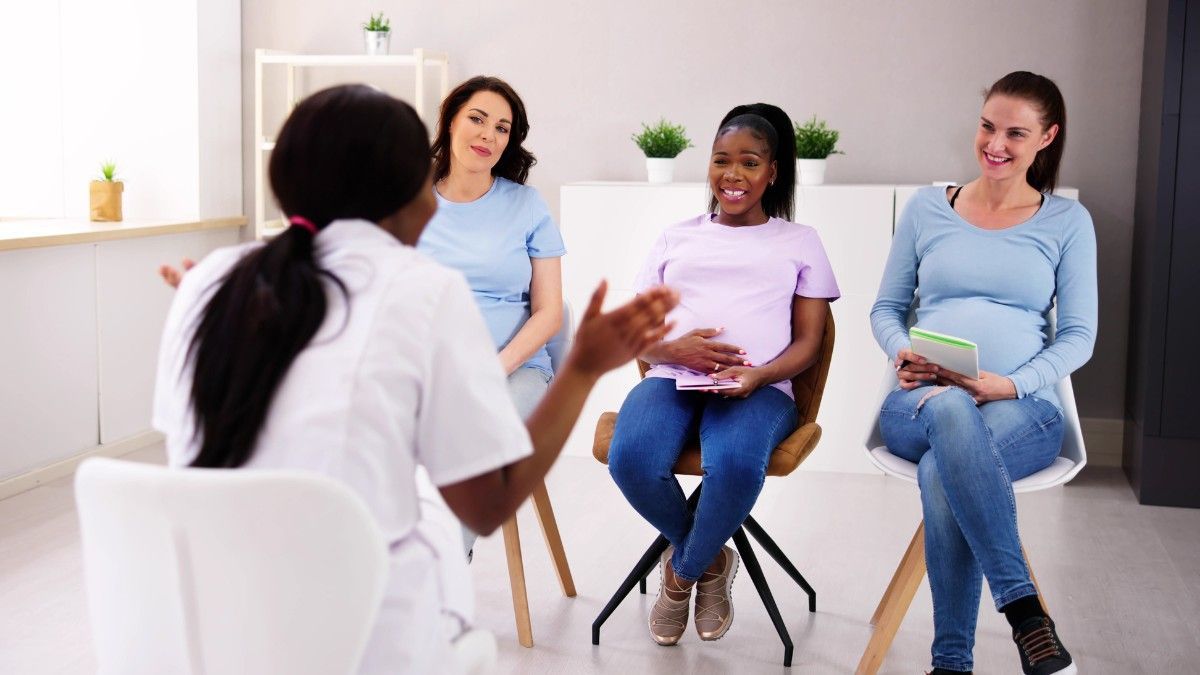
[908,327,980,379]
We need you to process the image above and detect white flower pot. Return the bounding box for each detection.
[364,30,390,55]
[645,157,675,184]
[796,158,828,186]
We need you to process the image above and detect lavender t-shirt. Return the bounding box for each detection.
[634,214,840,398]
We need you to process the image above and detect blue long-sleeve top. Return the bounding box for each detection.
[870,186,1097,410]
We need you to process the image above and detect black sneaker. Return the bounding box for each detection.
[1013,616,1077,674]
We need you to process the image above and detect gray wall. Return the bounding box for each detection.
[242,0,1147,421]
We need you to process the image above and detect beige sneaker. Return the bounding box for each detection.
[694,545,739,641]
[649,547,692,646]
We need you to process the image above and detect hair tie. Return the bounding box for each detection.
[288,216,318,235]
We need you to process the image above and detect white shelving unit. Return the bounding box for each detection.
[253,48,451,239]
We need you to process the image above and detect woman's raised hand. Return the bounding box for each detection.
[567,281,679,378]
[157,258,195,289]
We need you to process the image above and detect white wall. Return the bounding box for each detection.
[0,0,242,220]
[241,0,1145,423]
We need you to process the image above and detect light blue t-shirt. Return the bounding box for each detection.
[870,186,1097,409]
[417,177,566,376]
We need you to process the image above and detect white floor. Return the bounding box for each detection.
[2,445,1198,674]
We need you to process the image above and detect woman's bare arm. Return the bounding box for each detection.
[438,283,678,534]
[497,257,562,374]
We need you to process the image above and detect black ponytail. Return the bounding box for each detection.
[985,71,1067,193]
[187,84,430,468]
[709,103,797,221]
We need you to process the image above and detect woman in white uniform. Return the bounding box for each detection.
[152,84,677,673]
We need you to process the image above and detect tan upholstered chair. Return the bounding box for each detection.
[590,307,835,667]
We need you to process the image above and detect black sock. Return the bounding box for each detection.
[929,668,972,674]
[1001,594,1047,631]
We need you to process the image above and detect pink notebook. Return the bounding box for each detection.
[674,373,740,391]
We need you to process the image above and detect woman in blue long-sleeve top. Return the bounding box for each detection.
[870,71,1096,675]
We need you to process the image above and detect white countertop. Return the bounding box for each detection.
[0,216,247,252]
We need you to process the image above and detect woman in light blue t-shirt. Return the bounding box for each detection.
[418,76,564,411]
[416,76,566,554]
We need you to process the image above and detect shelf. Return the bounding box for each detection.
[259,220,286,239]
[0,216,246,252]
[257,51,449,67]
[253,47,450,240]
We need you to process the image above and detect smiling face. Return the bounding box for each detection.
[709,127,777,225]
[975,94,1059,185]
[447,90,513,176]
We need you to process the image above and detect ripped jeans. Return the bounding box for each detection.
[879,384,1063,673]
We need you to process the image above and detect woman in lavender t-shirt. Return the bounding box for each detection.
[608,104,840,647]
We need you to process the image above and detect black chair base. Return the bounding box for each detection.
[591,485,816,667]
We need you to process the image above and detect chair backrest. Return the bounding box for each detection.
[636,304,835,424]
[75,457,388,675]
[545,300,574,373]
[793,305,836,425]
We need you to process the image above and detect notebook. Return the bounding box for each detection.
[675,373,740,391]
[908,327,980,379]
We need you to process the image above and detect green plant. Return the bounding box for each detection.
[793,116,843,159]
[632,119,693,159]
[362,12,390,32]
[99,161,118,182]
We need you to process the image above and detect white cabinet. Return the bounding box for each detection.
[0,244,99,478]
[560,182,896,473]
[0,220,242,489]
[95,229,242,443]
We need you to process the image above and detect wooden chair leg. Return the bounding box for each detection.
[869,520,925,627]
[857,521,927,675]
[502,517,534,648]
[1022,546,1050,616]
[530,482,576,597]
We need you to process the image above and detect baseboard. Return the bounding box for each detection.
[1080,416,1124,467]
[0,430,164,500]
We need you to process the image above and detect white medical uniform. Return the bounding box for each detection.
[153,219,532,673]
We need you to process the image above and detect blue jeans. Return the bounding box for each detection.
[608,377,799,581]
[879,385,1063,672]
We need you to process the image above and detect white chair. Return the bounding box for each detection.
[77,457,499,674]
[856,364,1087,675]
[75,457,389,675]
[545,299,574,371]
[494,300,577,648]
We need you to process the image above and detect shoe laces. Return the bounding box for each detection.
[694,564,729,622]
[1017,619,1062,666]
[652,567,691,629]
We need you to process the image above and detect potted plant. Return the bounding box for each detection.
[632,119,692,183]
[793,116,842,185]
[362,12,391,55]
[89,161,123,222]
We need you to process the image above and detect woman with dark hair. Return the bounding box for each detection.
[152,84,677,672]
[870,71,1095,675]
[606,103,839,646]
[417,76,566,553]
[420,76,561,405]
